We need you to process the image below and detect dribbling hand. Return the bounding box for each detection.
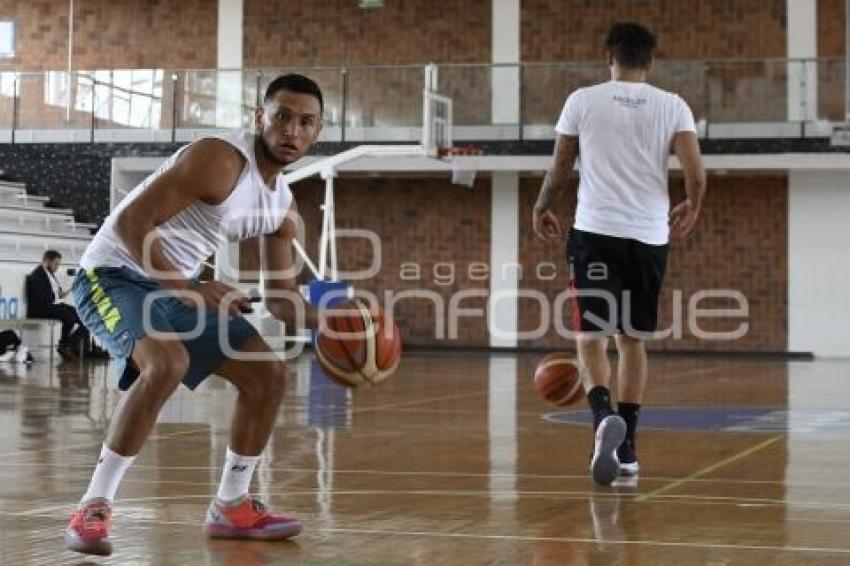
[533,208,564,242]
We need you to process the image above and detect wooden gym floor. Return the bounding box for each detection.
[0,351,848,565]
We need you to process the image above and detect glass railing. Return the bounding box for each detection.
[344,65,423,139]
[0,58,845,144]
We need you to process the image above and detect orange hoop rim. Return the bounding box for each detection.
[436,145,484,159]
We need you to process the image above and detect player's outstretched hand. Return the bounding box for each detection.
[533,208,564,243]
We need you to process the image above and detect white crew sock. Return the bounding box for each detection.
[216,448,259,503]
[80,445,136,504]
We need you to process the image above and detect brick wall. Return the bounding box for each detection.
[517,174,788,352]
[289,176,491,348]
[244,0,492,127]
[72,0,217,69]
[0,1,216,127]
[0,0,69,70]
[287,172,787,353]
[0,0,216,71]
[0,1,840,127]
[817,0,846,120]
[0,137,791,353]
[818,0,846,57]
[0,1,816,71]
[659,175,788,352]
[521,0,787,62]
[5,0,829,71]
[243,0,490,67]
[521,0,790,125]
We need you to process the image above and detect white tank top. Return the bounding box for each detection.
[80,130,293,278]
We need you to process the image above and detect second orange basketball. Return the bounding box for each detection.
[534,353,584,406]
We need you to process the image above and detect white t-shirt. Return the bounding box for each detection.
[555,80,696,245]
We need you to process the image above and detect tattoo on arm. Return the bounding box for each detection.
[535,174,558,213]
[535,135,578,213]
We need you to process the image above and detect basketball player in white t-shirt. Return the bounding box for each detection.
[533,23,707,485]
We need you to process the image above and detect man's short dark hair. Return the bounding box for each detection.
[43,250,61,261]
[605,23,656,69]
[263,74,324,114]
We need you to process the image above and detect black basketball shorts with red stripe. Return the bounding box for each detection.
[567,228,669,337]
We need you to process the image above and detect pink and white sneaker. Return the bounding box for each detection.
[204,495,302,540]
[64,498,112,556]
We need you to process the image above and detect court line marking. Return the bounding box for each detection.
[0,461,846,489]
[636,434,785,502]
[603,363,743,381]
[15,488,850,518]
[2,509,849,556]
[315,527,850,555]
[10,470,850,507]
[345,389,492,415]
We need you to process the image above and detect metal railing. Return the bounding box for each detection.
[0,58,845,143]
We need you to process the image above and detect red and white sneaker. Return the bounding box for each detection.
[64,498,112,556]
[204,495,302,540]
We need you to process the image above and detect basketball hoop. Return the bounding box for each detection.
[421,64,479,185]
[437,146,483,187]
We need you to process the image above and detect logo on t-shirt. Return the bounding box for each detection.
[613,95,647,109]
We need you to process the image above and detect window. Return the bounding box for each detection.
[73,69,164,128]
[0,21,14,58]
[0,73,15,97]
[44,71,69,107]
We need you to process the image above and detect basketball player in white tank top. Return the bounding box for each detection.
[65,75,324,555]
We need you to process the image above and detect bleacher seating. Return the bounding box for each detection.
[0,180,92,361]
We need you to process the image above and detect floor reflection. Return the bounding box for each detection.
[0,353,846,564]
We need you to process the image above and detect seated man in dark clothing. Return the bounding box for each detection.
[25,250,96,360]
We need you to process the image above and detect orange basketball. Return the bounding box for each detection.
[534,353,584,406]
[315,299,402,388]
